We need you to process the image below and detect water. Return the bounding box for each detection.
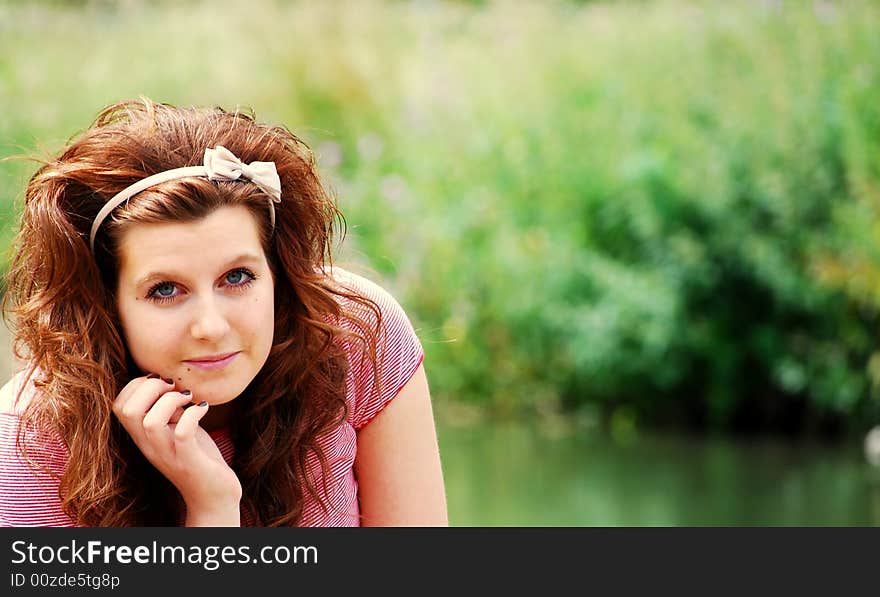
[437,419,880,526]
[4,315,876,526]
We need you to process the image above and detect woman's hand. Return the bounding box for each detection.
[112,374,242,526]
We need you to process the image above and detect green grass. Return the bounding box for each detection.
[2,0,880,433]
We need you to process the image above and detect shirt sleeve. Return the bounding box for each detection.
[0,418,74,527]
[333,269,425,431]
[0,371,75,527]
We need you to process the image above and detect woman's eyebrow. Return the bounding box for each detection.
[218,252,264,269]
[132,252,264,288]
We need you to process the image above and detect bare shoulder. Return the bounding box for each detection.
[0,369,36,415]
[0,376,15,413]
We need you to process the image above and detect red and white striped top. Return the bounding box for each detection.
[0,268,424,527]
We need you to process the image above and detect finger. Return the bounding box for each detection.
[172,400,210,452]
[112,374,155,413]
[142,391,197,438]
[113,373,166,413]
[116,376,176,422]
[169,406,187,425]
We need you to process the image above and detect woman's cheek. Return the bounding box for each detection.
[127,311,181,374]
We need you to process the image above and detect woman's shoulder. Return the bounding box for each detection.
[324,266,411,321]
[0,367,39,416]
[324,267,425,430]
[0,367,73,528]
[326,266,393,300]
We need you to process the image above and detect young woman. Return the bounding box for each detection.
[0,98,447,527]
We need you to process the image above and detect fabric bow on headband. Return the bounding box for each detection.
[203,145,282,204]
[89,145,282,251]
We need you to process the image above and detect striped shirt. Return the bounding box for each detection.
[0,268,424,527]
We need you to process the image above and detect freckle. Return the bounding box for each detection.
[185,368,191,372]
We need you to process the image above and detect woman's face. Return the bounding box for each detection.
[115,205,275,407]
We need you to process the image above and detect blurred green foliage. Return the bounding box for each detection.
[1,0,879,434]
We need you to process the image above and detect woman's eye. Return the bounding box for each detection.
[155,283,176,296]
[146,281,179,303]
[225,269,255,286]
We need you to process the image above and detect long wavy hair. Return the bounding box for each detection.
[2,98,381,526]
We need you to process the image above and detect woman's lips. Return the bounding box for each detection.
[183,352,240,371]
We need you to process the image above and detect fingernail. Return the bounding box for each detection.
[147,373,159,379]
[180,390,192,396]
[163,378,173,384]
[198,401,208,407]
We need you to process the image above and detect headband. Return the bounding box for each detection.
[88,145,282,251]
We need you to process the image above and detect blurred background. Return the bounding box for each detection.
[2,0,880,525]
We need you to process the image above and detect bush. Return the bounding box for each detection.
[2,0,879,433]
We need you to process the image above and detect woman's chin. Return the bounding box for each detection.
[182,378,250,407]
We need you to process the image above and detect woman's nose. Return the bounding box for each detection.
[189,296,231,341]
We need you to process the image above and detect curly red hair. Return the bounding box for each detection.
[2,98,380,526]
